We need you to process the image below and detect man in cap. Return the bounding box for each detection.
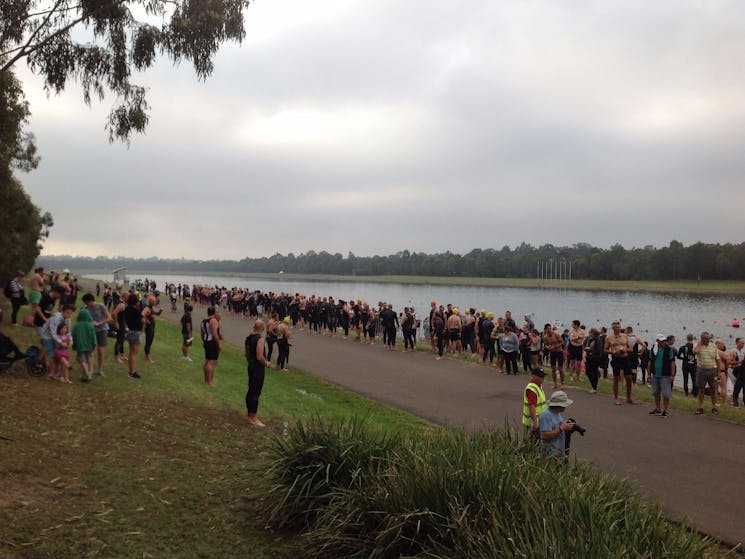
[539,390,575,458]
[522,368,548,440]
[647,334,676,417]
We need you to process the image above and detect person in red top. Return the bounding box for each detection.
[523,368,548,440]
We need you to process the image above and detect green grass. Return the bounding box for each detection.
[0,297,429,558]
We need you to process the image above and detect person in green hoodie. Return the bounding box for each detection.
[72,307,98,383]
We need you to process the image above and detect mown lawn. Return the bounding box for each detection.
[0,300,429,558]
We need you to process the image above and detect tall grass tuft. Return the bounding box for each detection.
[265,414,402,530]
[266,418,718,558]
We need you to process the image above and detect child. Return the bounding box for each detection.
[72,307,97,382]
[54,323,73,384]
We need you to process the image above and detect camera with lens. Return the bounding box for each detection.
[566,418,586,436]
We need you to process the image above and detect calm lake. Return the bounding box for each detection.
[86,273,745,346]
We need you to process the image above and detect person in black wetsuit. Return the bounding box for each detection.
[245,319,272,427]
[380,304,398,351]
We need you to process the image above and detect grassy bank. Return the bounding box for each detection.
[0,300,429,558]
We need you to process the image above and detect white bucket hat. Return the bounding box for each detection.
[547,390,573,407]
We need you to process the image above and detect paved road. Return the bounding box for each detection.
[164,306,745,547]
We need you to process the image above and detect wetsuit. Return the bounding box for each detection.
[144,307,156,357]
[678,343,698,396]
[584,336,602,390]
[245,333,265,414]
[434,316,445,357]
[381,308,398,348]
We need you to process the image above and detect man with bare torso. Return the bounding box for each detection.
[447,308,463,354]
[543,324,565,388]
[605,321,634,405]
[568,320,585,381]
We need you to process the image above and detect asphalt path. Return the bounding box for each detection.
[162,306,745,547]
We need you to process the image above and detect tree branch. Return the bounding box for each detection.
[1,9,85,74]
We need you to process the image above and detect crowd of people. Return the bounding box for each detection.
[4,271,745,429]
[151,279,745,418]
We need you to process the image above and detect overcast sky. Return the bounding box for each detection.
[16,0,745,260]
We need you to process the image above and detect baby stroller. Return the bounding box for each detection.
[0,332,45,377]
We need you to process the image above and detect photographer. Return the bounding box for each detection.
[539,391,575,458]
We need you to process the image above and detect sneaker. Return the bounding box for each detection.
[87,373,93,382]
[695,408,704,415]
[96,370,105,377]
[661,410,668,417]
[81,375,91,383]
[129,371,141,379]
[649,409,661,416]
[182,356,193,362]
[711,407,719,415]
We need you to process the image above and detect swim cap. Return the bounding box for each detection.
[480,309,486,314]
[487,312,494,319]
[283,316,291,324]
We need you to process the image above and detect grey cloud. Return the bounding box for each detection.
[17,0,745,259]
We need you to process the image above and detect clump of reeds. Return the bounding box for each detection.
[266,417,715,558]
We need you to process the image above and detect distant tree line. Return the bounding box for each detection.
[36,241,745,281]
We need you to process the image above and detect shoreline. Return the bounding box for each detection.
[81,270,745,296]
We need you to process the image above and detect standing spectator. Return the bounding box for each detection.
[111,294,127,364]
[539,391,575,458]
[72,307,97,382]
[82,293,111,377]
[5,271,27,325]
[124,294,144,379]
[34,286,62,375]
[45,304,75,382]
[28,267,45,308]
[694,332,720,415]
[501,325,520,375]
[522,368,548,439]
[53,322,73,384]
[647,335,676,417]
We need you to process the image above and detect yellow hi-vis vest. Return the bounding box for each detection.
[522,382,547,427]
